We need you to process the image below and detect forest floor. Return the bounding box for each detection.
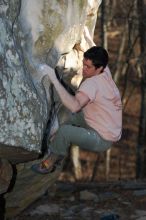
[12,180,146,220]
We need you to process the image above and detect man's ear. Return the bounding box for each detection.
[97,66,104,74]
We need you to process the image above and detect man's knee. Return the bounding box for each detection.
[56,124,71,137]
[59,124,73,132]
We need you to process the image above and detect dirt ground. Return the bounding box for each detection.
[12,180,146,220]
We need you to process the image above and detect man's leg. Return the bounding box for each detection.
[49,124,112,156]
[31,112,112,174]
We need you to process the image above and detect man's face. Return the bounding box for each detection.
[82,58,101,79]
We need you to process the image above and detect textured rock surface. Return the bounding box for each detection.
[0,0,100,161]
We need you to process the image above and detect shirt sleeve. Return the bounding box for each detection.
[78,77,98,102]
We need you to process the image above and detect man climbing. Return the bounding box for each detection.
[31,46,122,174]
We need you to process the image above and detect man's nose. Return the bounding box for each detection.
[83,65,87,71]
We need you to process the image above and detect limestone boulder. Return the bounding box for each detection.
[0,0,101,163]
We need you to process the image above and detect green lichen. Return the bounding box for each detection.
[77,0,88,15]
[0,19,7,55]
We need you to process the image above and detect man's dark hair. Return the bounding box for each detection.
[84,46,108,69]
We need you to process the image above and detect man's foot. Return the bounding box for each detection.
[31,153,62,174]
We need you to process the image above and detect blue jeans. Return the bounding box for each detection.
[49,112,112,156]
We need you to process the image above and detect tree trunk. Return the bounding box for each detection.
[100,0,108,49]
[71,145,82,180]
[136,0,146,178]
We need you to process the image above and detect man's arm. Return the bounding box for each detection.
[40,65,89,113]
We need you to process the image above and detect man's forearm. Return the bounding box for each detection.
[52,78,81,113]
[39,64,82,112]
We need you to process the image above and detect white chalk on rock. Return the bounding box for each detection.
[38,64,46,71]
